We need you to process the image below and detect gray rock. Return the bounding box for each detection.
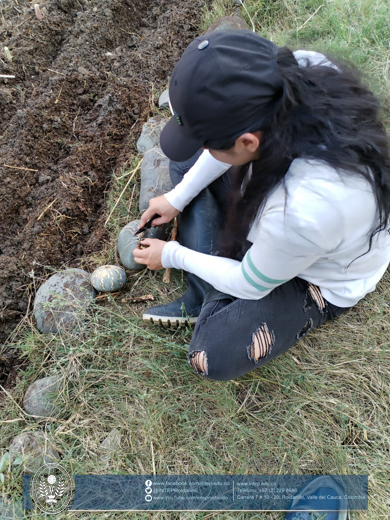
[34,269,97,333]
[99,429,121,462]
[9,431,59,474]
[158,89,170,108]
[205,16,249,33]
[118,220,166,270]
[0,499,23,520]
[139,147,172,212]
[136,117,167,154]
[23,375,61,419]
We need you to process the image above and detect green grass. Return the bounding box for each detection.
[203,0,390,115]
[2,274,390,519]
[2,1,390,519]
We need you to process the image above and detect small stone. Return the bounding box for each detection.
[117,220,166,270]
[0,88,13,106]
[23,375,61,419]
[91,265,126,292]
[99,429,121,462]
[0,499,23,520]
[38,174,52,184]
[139,147,172,212]
[33,269,97,333]
[158,89,170,108]
[205,16,249,33]
[9,431,59,474]
[104,8,113,18]
[77,66,89,76]
[136,116,167,154]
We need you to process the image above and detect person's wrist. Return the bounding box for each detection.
[164,192,185,213]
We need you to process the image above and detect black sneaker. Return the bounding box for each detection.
[143,284,203,328]
[143,299,200,328]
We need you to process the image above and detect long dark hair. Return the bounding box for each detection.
[219,47,390,262]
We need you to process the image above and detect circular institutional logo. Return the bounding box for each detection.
[30,463,74,515]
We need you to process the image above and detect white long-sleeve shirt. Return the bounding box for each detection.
[162,155,390,307]
[161,51,390,308]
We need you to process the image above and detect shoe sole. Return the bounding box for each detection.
[143,313,198,328]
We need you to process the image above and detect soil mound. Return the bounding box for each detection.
[0,0,206,346]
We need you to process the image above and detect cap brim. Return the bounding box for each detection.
[160,116,203,162]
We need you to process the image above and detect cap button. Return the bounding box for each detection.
[198,40,209,50]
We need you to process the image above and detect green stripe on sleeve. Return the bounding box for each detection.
[246,250,289,285]
[241,262,270,292]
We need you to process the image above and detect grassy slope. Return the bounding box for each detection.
[1,1,390,519]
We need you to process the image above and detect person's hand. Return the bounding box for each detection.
[133,238,167,271]
[139,195,180,229]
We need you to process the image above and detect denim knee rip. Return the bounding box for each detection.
[296,317,314,340]
[189,351,208,376]
[246,323,275,364]
[303,282,326,315]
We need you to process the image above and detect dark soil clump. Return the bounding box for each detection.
[0,0,207,353]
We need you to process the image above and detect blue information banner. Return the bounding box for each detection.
[23,474,367,511]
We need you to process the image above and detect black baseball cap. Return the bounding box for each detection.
[160,30,282,162]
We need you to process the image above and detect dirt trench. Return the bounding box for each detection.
[0,0,208,382]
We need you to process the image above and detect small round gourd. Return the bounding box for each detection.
[91,265,126,292]
[117,220,145,270]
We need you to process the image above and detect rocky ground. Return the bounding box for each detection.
[0,0,208,390]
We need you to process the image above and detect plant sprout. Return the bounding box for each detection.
[3,47,12,63]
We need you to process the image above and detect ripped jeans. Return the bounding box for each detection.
[170,152,352,381]
[188,278,350,380]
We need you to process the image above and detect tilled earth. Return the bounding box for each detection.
[0,0,207,385]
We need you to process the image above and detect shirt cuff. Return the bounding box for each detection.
[164,192,182,212]
[161,240,182,269]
